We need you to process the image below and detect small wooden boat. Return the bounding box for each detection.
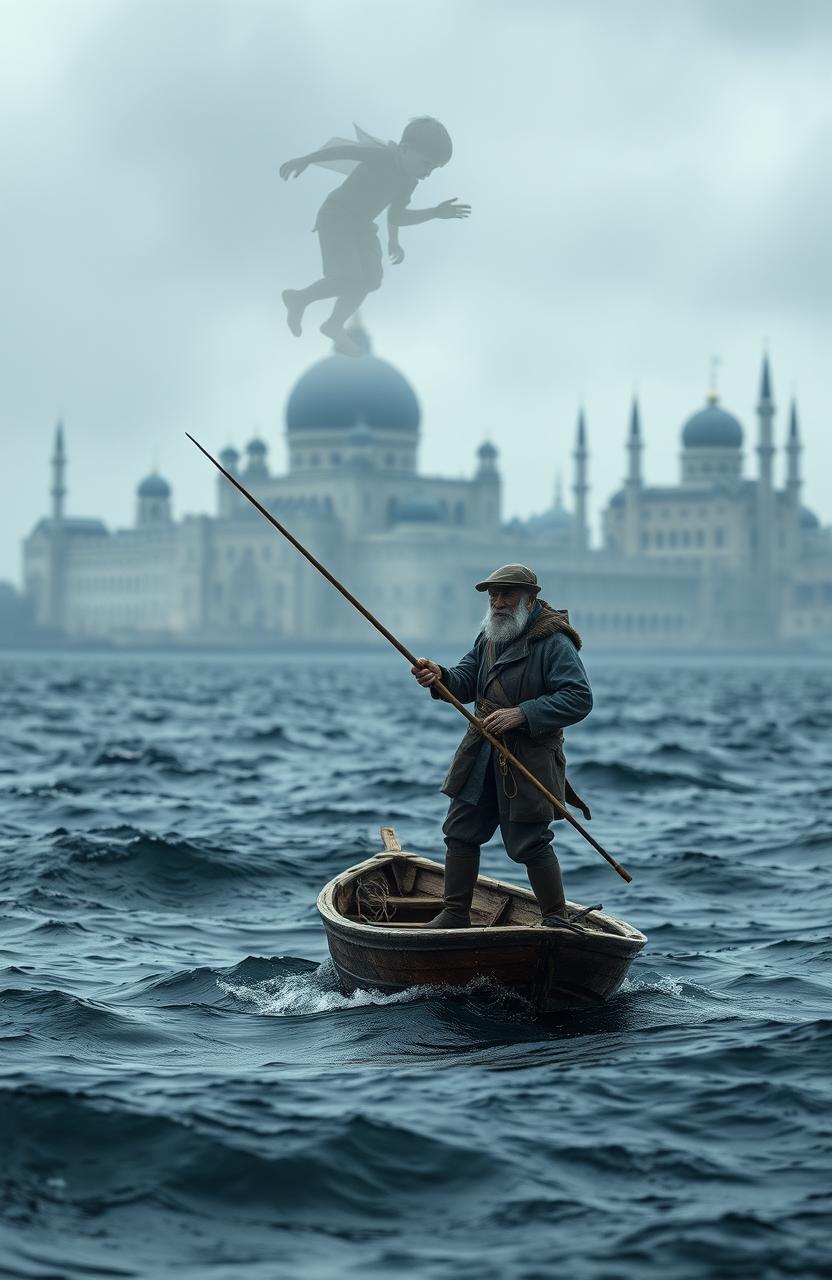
[318,828,647,1009]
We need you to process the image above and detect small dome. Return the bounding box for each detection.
[800,506,820,530]
[246,436,267,455]
[682,397,743,449]
[478,440,498,459]
[219,445,239,466]
[394,496,444,524]
[526,505,575,533]
[609,488,625,510]
[137,473,170,499]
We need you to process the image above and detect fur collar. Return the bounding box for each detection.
[525,599,582,650]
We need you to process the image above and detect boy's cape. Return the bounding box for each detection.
[312,124,395,175]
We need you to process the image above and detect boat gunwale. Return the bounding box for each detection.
[317,851,647,950]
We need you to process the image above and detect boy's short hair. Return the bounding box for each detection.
[400,117,453,167]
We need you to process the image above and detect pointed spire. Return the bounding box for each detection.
[572,406,589,554]
[626,396,643,490]
[788,398,800,441]
[53,419,65,458]
[786,396,802,498]
[575,406,587,449]
[629,396,641,438]
[759,352,773,402]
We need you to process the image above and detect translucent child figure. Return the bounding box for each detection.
[280,118,470,356]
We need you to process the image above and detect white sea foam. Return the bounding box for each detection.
[621,973,737,1003]
[217,967,433,1016]
[621,974,685,998]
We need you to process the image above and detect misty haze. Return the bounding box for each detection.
[1,6,831,1280]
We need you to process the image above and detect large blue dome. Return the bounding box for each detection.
[286,341,420,434]
[682,399,743,449]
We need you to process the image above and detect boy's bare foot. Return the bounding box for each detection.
[282,289,304,337]
[320,319,361,357]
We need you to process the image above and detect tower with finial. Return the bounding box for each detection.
[218,445,240,519]
[624,396,643,555]
[572,408,589,554]
[785,396,802,565]
[244,435,269,481]
[51,421,66,526]
[474,440,501,527]
[785,397,801,504]
[47,420,68,629]
[755,351,776,594]
[135,472,173,527]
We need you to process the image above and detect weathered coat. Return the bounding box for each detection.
[432,602,593,822]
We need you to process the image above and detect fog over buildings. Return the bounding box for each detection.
[2,0,831,604]
[20,328,832,649]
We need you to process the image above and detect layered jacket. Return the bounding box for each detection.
[432,601,593,822]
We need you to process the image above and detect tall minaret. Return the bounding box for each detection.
[756,354,776,581]
[785,398,801,504]
[785,398,802,566]
[51,421,66,525]
[572,407,589,554]
[624,396,643,555]
[48,421,67,630]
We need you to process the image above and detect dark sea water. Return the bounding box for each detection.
[1,649,831,1280]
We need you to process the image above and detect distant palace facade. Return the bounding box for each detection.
[22,326,832,650]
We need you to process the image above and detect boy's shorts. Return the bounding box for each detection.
[314,204,383,292]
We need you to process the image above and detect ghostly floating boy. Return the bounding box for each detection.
[280,119,470,356]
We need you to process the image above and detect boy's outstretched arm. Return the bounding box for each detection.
[280,144,384,179]
[388,197,471,226]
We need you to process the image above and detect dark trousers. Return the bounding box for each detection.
[443,751,555,867]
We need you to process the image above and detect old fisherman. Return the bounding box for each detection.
[411,565,593,928]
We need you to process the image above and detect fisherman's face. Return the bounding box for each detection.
[488,588,533,617]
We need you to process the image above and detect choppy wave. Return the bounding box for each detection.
[0,651,830,1279]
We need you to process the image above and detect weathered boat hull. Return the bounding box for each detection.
[318,843,646,1010]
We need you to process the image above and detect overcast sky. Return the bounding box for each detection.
[1,0,830,585]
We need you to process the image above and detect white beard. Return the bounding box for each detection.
[481,596,532,645]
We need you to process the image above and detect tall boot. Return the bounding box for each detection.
[524,854,567,925]
[427,848,479,928]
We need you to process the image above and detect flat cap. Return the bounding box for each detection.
[474,564,541,594]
